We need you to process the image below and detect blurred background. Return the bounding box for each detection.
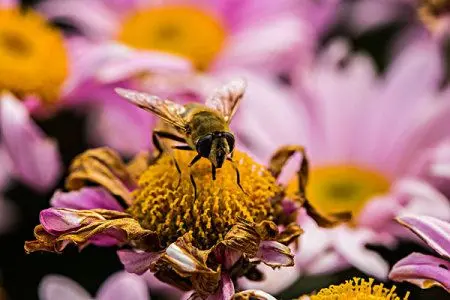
[1,0,450,299]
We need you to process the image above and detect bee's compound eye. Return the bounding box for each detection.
[223,132,235,152]
[196,134,213,157]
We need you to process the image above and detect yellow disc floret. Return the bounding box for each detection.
[0,8,68,103]
[118,6,226,71]
[287,165,390,219]
[309,278,410,300]
[128,150,281,250]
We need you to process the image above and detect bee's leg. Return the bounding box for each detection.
[152,131,186,187]
[226,157,247,195]
[189,154,202,199]
[172,145,194,151]
[211,164,216,180]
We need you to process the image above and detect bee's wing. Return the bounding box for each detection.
[205,78,246,123]
[115,88,188,132]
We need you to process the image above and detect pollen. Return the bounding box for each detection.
[309,278,410,300]
[128,150,281,250]
[118,6,226,71]
[0,8,68,103]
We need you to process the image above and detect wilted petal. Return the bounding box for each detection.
[397,215,450,259]
[232,290,277,300]
[118,249,162,275]
[389,252,450,291]
[255,241,294,267]
[39,275,91,300]
[208,274,234,300]
[97,271,149,300]
[66,148,135,205]
[25,208,158,253]
[50,187,123,211]
[39,208,84,235]
[0,93,61,191]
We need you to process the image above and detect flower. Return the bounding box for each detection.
[39,271,149,300]
[300,278,410,300]
[237,37,450,291]
[389,215,450,291]
[24,143,335,298]
[37,0,335,74]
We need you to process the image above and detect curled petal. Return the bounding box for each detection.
[155,234,220,297]
[66,148,135,205]
[303,199,352,228]
[397,215,450,259]
[389,252,450,291]
[255,241,294,268]
[221,222,263,257]
[118,249,163,275]
[50,187,123,211]
[0,93,61,191]
[232,290,277,300]
[24,208,158,253]
[276,223,303,245]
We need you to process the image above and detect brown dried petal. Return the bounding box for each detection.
[24,208,158,253]
[303,200,352,228]
[154,234,220,298]
[277,223,304,246]
[126,151,152,182]
[66,148,135,205]
[233,290,276,300]
[221,221,262,257]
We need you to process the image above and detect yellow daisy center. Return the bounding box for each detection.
[0,8,68,103]
[118,6,226,71]
[288,165,390,219]
[309,278,409,300]
[128,150,281,250]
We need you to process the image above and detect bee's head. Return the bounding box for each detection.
[196,132,235,168]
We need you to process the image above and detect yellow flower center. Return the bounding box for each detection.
[309,278,409,300]
[118,6,226,71]
[0,9,68,103]
[288,165,390,219]
[128,150,281,250]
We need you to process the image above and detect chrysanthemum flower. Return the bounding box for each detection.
[37,0,336,74]
[39,271,149,300]
[389,215,450,291]
[0,0,193,185]
[25,145,331,298]
[237,38,450,292]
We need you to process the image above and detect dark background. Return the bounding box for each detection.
[0,1,448,299]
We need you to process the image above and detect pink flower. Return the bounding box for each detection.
[237,38,450,292]
[38,0,336,75]
[389,215,450,292]
[39,271,149,300]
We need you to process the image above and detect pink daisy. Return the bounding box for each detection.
[237,38,450,293]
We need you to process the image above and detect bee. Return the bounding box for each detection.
[115,78,247,198]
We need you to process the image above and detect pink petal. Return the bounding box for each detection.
[332,227,389,279]
[208,273,234,300]
[97,271,149,300]
[0,0,17,8]
[394,178,450,221]
[38,275,91,300]
[0,93,61,191]
[256,241,294,267]
[0,146,12,191]
[87,95,155,155]
[397,215,450,259]
[38,0,119,40]
[40,208,84,235]
[238,262,300,295]
[117,249,162,275]
[389,252,450,291]
[216,16,312,73]
[50,187,124,211]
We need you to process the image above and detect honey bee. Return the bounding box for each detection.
[115,78,247,198]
